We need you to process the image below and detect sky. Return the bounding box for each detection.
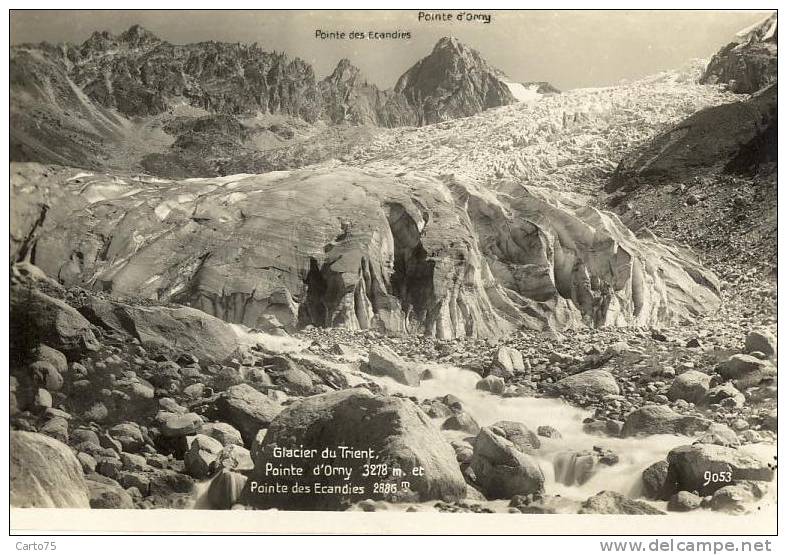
[10,10,771,91]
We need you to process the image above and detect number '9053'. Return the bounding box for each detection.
[703,470,732,486]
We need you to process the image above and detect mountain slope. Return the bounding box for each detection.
[10,29,543,174]
[608,83,777,191]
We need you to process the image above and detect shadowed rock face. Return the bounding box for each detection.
[318,59,418,127]
[608,83,777,192]
[11,163,721,339]
[700,13,777,94]
[395,37,516,125]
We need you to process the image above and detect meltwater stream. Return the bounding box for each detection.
[362,362,777,519]
[368,363,690,501]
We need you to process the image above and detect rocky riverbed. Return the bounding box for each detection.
[9,259,776,516]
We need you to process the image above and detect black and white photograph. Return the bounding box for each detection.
[6,7,779,537]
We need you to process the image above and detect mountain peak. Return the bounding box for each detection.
[119,24,161,46]
[325,58,363,84]
[395,36,516,125]
[433,36,464,53]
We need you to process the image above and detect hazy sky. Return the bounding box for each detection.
[10,10,770,90]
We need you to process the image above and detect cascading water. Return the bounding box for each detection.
[360,362,777,515]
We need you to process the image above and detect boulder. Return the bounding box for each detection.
[87,479,135,509]
[489,421,541,454]
[696,423,741,448]
[718,354,776,389]
[29,360,64,391]
[641,460,678,501]
[241,389,465,509]
[621,405,711,437]
[217,444,254,472]
[81,299,242,364]
[199,422,244,447]
[667,370,711,404]
[40,416,69,443]
[668,491,703,512]
[476,375,505,395]
[214,384,283,446]
[265,356,315,394]
[10,286,99,357]
[470,427,545,499]
[489,346,525,379]
[441,412,481,435]
[11,431,90,508]
[366,346,420,386]
[147,469,195,498]
[184,434,224,478]
[704,383,745,407]
[120,452,149,472]
[709,482,766,514]
[158,412,203,438]
[556,369,619,397]
[35,344,68,373]
[77,452,98,474]
[745,329,777,358]
[109,422,146,452]
[667,443,774,495]
[579,490,665,515]
[537,425,562,439]
[760,409,777,432]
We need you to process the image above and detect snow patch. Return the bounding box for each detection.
[504,81,543,103]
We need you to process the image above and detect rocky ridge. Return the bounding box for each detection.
[11,28,543,174]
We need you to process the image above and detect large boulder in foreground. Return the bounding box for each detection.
[469,427,545,499]
[667,444,775,496]
[621,405,711,437]
[11,431,90,508]
[240,389,466,510]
